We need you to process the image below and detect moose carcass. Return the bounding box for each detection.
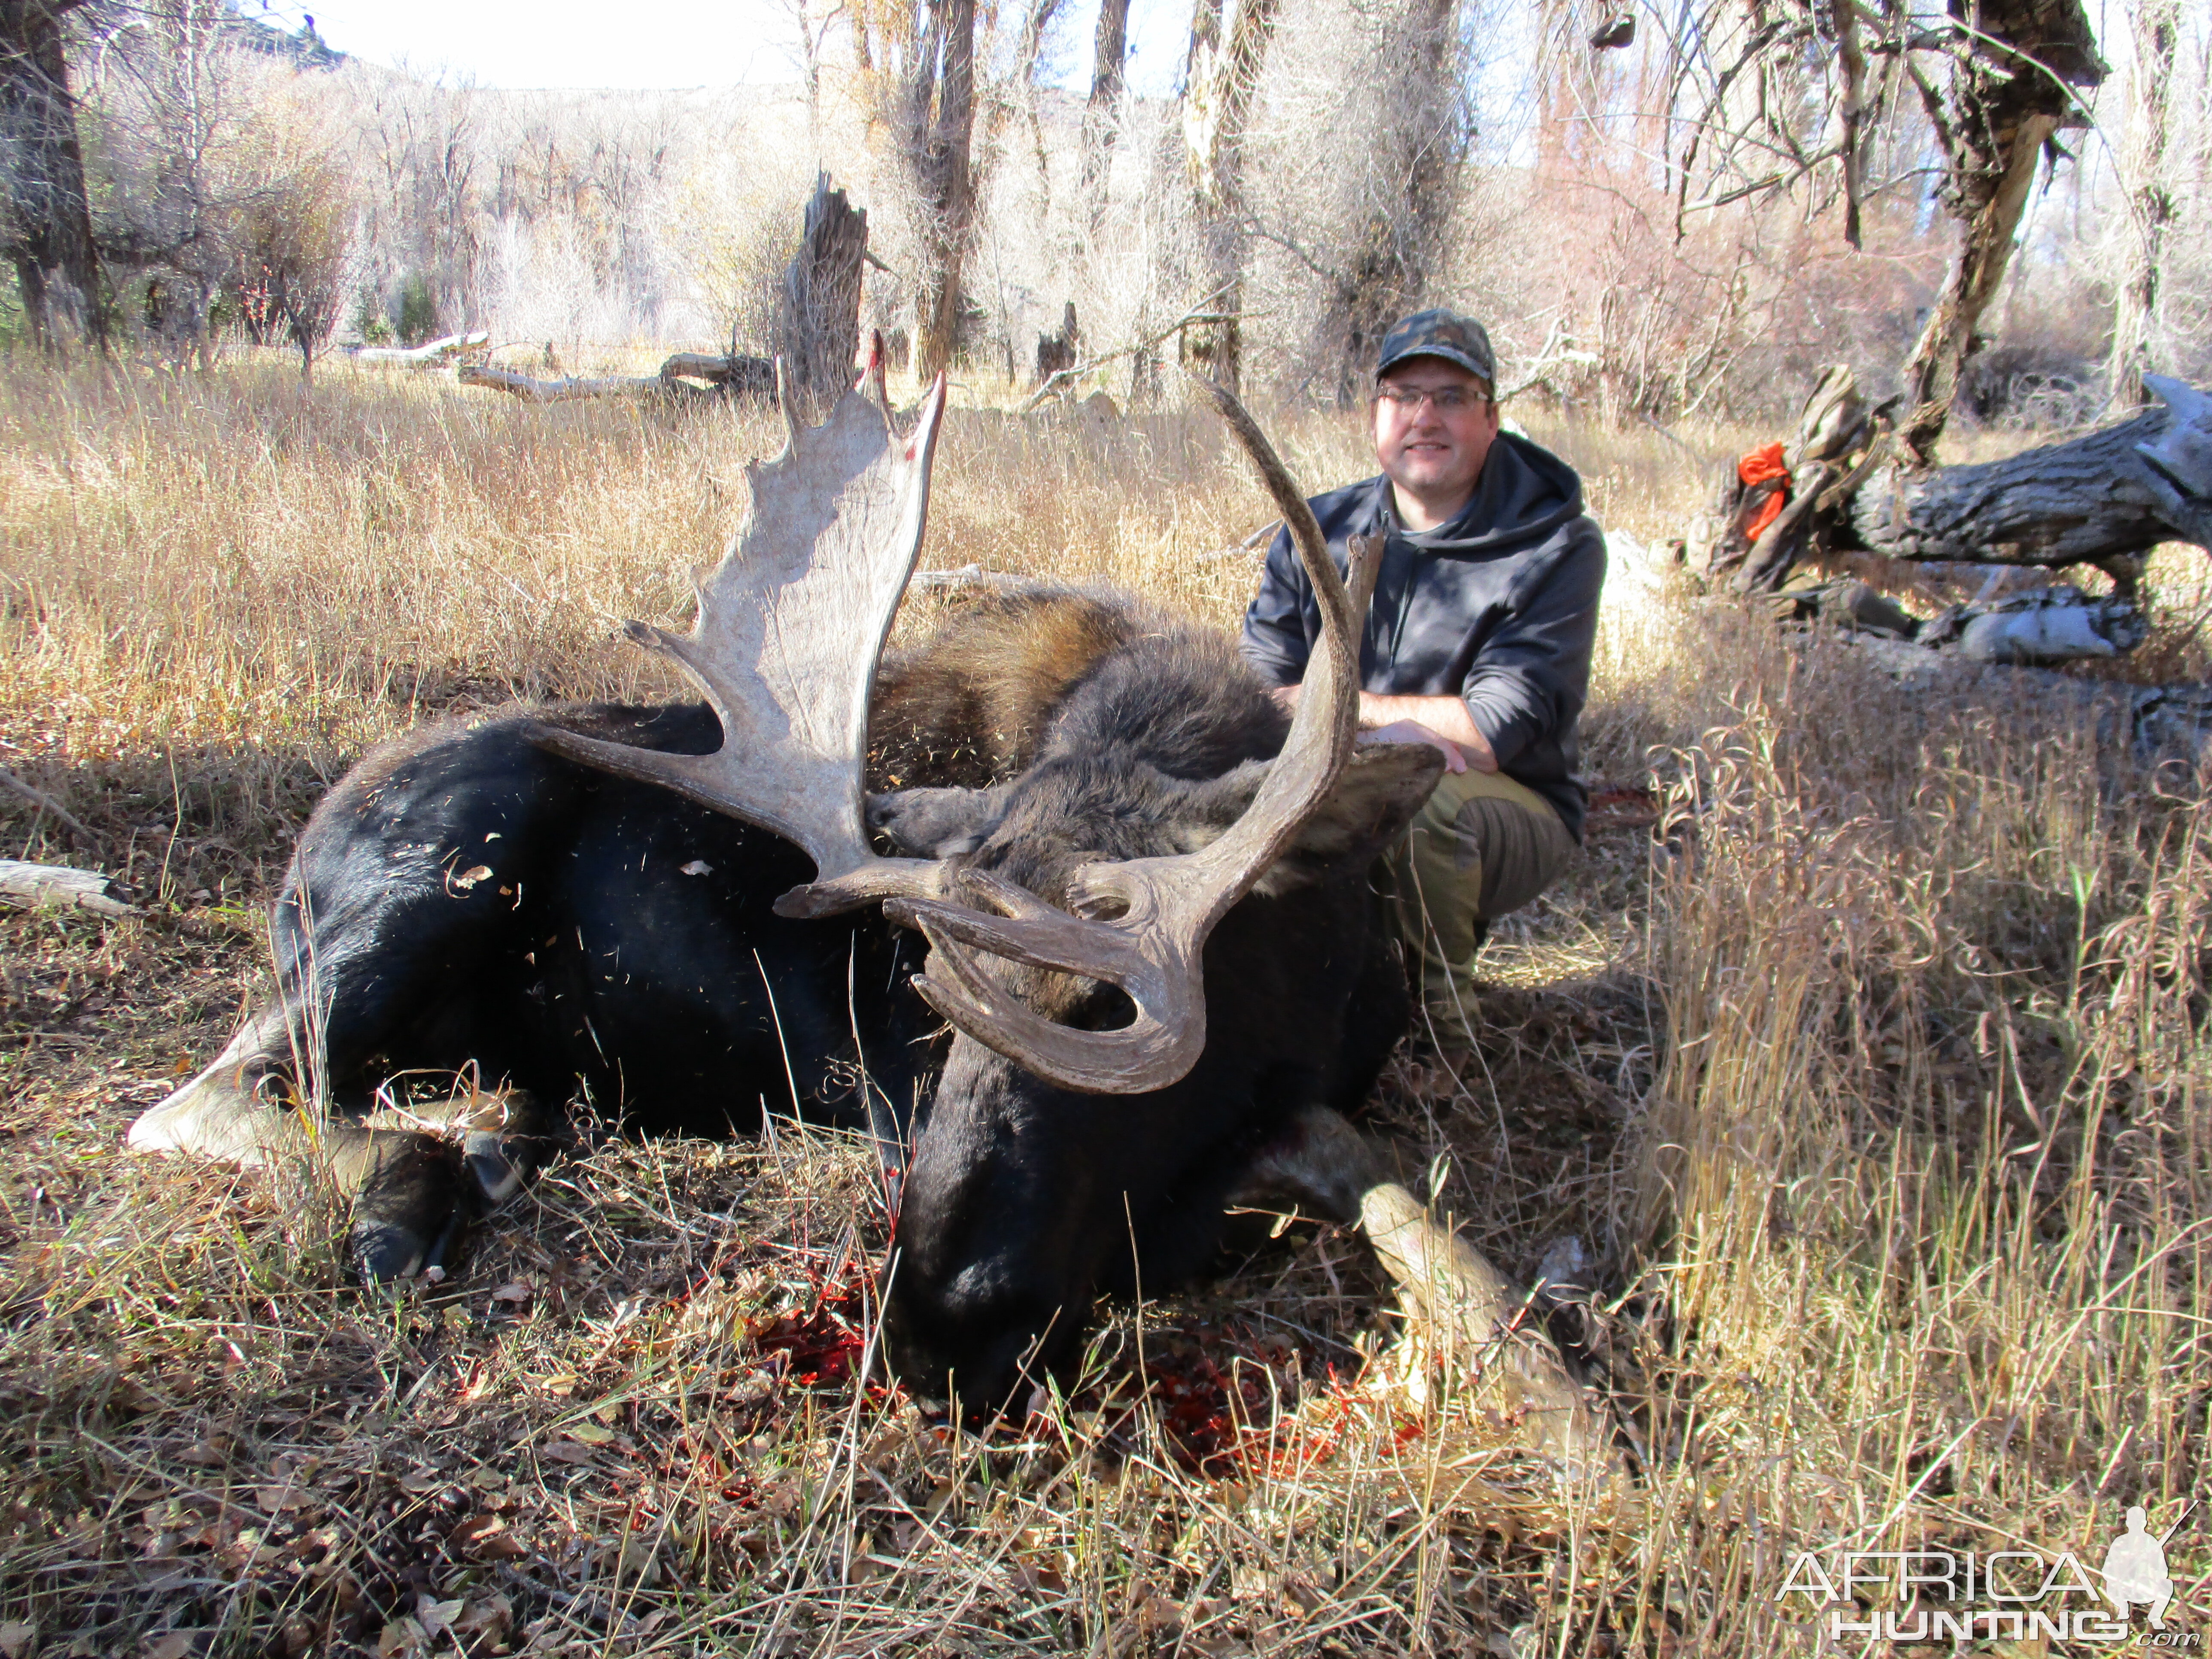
[126,371,1569,1423]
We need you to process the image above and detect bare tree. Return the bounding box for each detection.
[1082,0,1131,221]
[871,0,981,384]
[1180,0,1280,393]
[1307,0,1467,402]
[1664,0,2103,459]
[0,0,105,347]
[2107,0,2180,407]
[1892,0,2104,459]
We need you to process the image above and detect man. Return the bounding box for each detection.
[1240,309,1605,1050]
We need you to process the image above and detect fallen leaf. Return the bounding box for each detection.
[680,860,712,875]
[453,1595,513,1643]
[567,1422,614,1445]
[0,1623,32,1659]
[540,1439,596,1465]
[414,1598,465,1641]
[1281,1574,1328,1616]
[450,865,493,890]
[143,1637,195,1659]
[489,1281,533,1306]
[1136,1593,1184,1635]
[451,1513,529,1562]
[374,1617,423,1659]
[613,1537,662,1585]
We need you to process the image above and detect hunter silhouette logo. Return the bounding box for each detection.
[2102,1505,2187,1630]
[1778,1502,2197,1645]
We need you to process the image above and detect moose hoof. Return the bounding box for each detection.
[350,1135,470,1285]
[352,1218,431,1282]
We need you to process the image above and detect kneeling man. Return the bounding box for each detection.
[1240,310,1606,1049]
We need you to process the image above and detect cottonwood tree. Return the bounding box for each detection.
[2106,0,2180,407]
[774,173,867,414]
[81,0,355,367]
[1665,0,2103,460]
[1082,0,1131,222]
[1245,0,1469,402]
[355,72,481,340]
[1180,0,1281,393]
[1648,0,2212,608]
[853,0,981,383]
[0,0,105,347]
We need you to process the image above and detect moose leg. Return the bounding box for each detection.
[349,1087,559,1280]
[128,1005,558,1281]
[1233,1104,1616,1467]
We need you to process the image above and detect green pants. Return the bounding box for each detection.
[1385,766,1577,1024]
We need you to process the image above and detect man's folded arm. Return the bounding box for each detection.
[1237,526,1315,687]
[1458,536,1606,771]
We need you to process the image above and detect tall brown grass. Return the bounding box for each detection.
[0,356,2204,1655]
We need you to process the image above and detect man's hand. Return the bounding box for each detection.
[1267,683,1498,772]
[1359,719,1467,773]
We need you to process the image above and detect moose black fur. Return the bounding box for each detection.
[129,590,1440,1409]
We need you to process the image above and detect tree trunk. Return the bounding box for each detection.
[1894,0,2104,462]
[776,176,868,420]
[0,0,104,349]
[1325,0,1461,405]
[1179,0,1281,395]
[907,0,979,387]
[1719,370,2212,596]
[1082,0,1132,222]
[1850,377,2212,569]
[2107,0,2179,409]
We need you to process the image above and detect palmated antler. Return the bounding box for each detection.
[541,368,1376,1097]
[530,365,951,910]
[882,381,1382,1093]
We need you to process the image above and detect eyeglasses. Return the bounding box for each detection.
[1374,383,1489,416]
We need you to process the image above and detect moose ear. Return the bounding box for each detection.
[866,786,1009,857]
[1177,743,1444,893]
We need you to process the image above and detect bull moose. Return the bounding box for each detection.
[127,366,1604,1443]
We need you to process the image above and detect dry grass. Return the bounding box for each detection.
[0,354,2206,1656]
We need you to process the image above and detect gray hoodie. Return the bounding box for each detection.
[1239,433,1606,841]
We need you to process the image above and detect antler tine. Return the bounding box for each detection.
[892,378,1382,1094]
[529,376,953,913]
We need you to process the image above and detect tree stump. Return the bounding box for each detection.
[777,176,869,421]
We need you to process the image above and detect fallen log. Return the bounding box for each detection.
[354,331,489,366]
[1851,375,2212,571]
[0,860,139,917]
[656,352,776,398]
[457,352,777,406]
[1699,371,2212,598]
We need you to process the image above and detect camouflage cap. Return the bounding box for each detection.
[1376,308,1496,388]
